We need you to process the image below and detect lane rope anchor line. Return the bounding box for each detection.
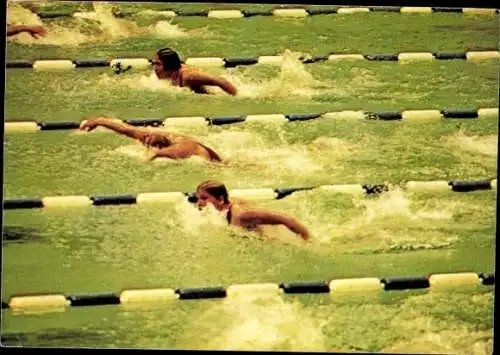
[31,7,499,19]
[2,272,494,311]
[4,107,498,133]
[3,178,497,210]
[5,50,500,70]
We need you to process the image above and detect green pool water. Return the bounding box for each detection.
[2,1,497,352]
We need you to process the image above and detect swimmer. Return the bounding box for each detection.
[7,24,47,38]
[80,117,222,162]
[152,47,238,96]
[195,180,312,241]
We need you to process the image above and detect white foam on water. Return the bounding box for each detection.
[153,20,189,38]
[153,154,210,167]
[170,193,309,245]
[131,73,188,94]
[357,187,454,222]
[113,144,155,161]
[173,200,228,237]
[92,49,329,98]
[309,187,459,252]
[206,130,322,176]
[264,192,332,245]
[76,2,145,40]
[6,1,192,46]
[201,130,359,180]
[249,146,322,175]
[223,50,330,98]
[97,72,191,95]
[97,71,232,97]
[83,126,356,180]
[136,9,212,37]
[7,1,44,25]
[258,225,303,244]
[184,294,326,351]
[7,2,91,45]
[85,3,196,40]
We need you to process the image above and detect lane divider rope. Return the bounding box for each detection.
[32,7,499,20]
[6,50,500,70]
[3,178,497,210]
[4,107,498,133]
[1,272,494,312]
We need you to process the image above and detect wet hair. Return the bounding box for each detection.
[196,180,230,204]
[157,47,182,71]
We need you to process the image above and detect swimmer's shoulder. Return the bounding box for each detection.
[180,65,205,82]
[230,198,256,216]
[179,65,200,77]
[231,197,251,207]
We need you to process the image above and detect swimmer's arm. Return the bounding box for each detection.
[183,72,238,96]
[80,117,149,141]
[236,210,311,241]
[191,85,211,95]
[7,24,47,37]
[7,25,27,36]
[148,144,193,161]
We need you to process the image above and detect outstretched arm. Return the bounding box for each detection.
[7,24,47,38]
[183,72,238,96]
[80,117,149,141]
[236,209,311,241]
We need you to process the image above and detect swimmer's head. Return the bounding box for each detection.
[195,180,230,211]
[153,47,182,79]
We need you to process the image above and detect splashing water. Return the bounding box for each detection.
[201,130,339,178]
[206,130,358,171]
[355,187,455,223]
[170,186,309,245]
[290,187,461,252]
[154,20,189,38]
[6,1,191,46]
[76,3,191,39]
[78,124,347,179]
[136,8,212,36]
[181,293,327,351]
[73,2,145,40]
[98,72,189,95]
[244,146,323,175]
[6,1,44,25]
[113,144,155,162]
[7,2,90,45]
[173,200,228,237]
[76,116,356,180]
[91,49,329,98]
[222,50,330,98]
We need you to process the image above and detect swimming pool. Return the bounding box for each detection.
[2,1,497,352]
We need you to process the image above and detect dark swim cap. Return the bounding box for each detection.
[157,47,182,70]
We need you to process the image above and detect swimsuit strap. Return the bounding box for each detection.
[167,69,184,86]
[226,204,232,224]
[178,67,185,87]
